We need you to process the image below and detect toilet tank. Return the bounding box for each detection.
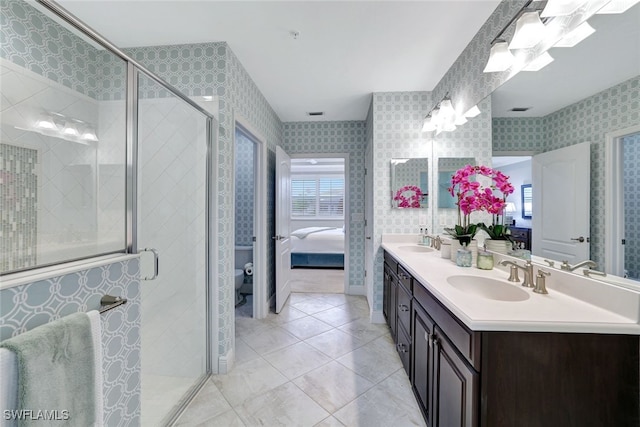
[235,245,254,269]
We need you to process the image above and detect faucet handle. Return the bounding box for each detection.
[544,259,555,267]
[506,265,520,282]
[560,260,571,271]
[534,269,551,294]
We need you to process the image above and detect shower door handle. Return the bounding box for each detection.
[140,248,159,280]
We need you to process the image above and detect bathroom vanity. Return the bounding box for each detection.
[382,236,640,427]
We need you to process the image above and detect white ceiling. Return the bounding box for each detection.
[56,0,502,122]
[491,3,640,118]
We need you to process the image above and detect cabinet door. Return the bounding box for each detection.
[433,328,479,427]
[389,273,398,339]
[412,302,435,426]
[383,265,391,323]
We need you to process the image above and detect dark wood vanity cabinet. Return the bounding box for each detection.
[383,250,639,427]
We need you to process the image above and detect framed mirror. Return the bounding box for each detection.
[521,184,532,219]
[437,157,475,208]
[390,158,429,209]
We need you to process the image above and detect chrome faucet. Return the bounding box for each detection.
[428,235,442,250]
[500,260,535,288]
[583,269,607,278]
[560,260,598,271]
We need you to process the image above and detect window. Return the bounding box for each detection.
[292,176,344,218]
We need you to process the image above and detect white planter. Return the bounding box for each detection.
[485,239,512,255]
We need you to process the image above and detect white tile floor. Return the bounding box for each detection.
[174,293,426,426]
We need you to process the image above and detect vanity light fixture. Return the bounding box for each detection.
[483,40,516,72]
[523,52,554,71]
[81,126,99,142]
[509,11,547,49]
[554,21,595,47]
[421,112,437,132]
[454,114,468,126]
[62,121,79,137]
[541,0,588,17]
[35,114,57,130]
[464,105,481,118]
[421,96,458,134]
[596,0,640,14]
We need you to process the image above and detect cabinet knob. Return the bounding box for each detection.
[397,343,407,353]
[398,304,409,312]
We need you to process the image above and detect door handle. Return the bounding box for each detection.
[366,236,372,240]
[570,236,585,243]
[140,248,159,280]
[271,235,285,240]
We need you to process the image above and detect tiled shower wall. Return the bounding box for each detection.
[282,121,367,290]
[235,130,255,247]
[0,258,141,426]
[623,133,640,279]
[492,76,640,268]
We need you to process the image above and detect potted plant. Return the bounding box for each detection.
[444,165,514,260]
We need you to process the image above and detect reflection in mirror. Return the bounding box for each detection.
[521,184,532,219]
[489,3,640,287]
[390,158,429,209]
[437,157,475,209]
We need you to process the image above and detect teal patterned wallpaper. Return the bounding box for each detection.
[235,130,255,248]
[282,121,366,290]
[493,76,640,268]
[623,133,640,280]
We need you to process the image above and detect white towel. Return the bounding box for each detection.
[0,348,17,427]
[87,310,104,427]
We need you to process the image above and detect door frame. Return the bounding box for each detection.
[290,152,350,294]
[605,124,640,276]
[233,115,268,320]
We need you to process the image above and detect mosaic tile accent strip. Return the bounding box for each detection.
[0,0,103,99]
[235,130,255,247]
[0,259,141,426]
[623,133,640,279]
[0,143,37,272]
[282,121,366,290]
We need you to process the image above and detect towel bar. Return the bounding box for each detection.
[99,295,127,314]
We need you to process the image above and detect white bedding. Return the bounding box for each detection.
[290,227,345,254]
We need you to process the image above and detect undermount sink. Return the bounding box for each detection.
[447,275,530,302]
[397,245,434,253]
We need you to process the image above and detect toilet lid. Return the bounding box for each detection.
[234,269,244,277]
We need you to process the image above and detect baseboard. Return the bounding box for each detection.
[370,309,386,324]
[347,285,366,296]
[218,347,235,374]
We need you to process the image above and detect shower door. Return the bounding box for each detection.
[136,73,209,426]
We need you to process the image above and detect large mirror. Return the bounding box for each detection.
[489,3,640,286]
[390,158,429,209]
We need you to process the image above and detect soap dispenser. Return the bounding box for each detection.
[422,228,430,246]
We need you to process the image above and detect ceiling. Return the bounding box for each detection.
[56,0,502,122]
[491,2,640,118]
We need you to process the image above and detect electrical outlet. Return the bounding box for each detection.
[419,214,427,226]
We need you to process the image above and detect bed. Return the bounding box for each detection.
[290,227,345,268]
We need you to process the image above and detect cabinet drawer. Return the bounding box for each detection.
[384,252,398,273]
[397,282,412,336]
[414,284,481,371]
[397,264,413,293]
[397,322,411,376]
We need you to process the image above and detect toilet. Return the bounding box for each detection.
[235,246,253,306]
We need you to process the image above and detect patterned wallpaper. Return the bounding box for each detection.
[624,133,640,279]
[492,117,545,152]
[0,0,103,99]
[0,143,37,272]
[370,91,432,313]
[235,129,255,247]
[0,258,141,426]
[282,121,366,289]
[370,93,493,314]
[493,76,640,268]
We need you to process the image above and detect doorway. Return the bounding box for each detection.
[606,125,640,279]
[233,120,268,320]
[289,154,349,295]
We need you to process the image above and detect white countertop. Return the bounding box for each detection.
[382,234,640,334]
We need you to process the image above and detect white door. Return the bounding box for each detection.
[532,142,590,263]
[364,143,374,309]
[275,146,292,313]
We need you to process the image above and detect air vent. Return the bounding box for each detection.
[307,112,324,116]
[510,107,531,112]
